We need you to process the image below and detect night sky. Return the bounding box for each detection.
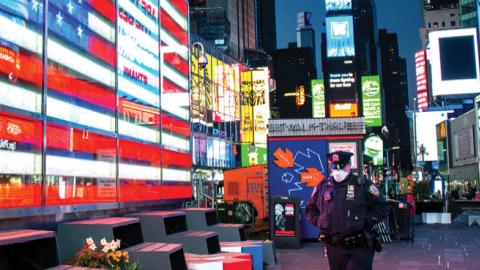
[275,0,423,105]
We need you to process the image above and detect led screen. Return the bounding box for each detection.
[429,28,480,96]
[415,111,449,161]
[361,76,382,127]
[325,0,352,11]
[312,80,326,118]
[326,16,355,58]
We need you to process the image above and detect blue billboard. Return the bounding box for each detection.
[268,138,328,239]
[326,16,355,58]
[326,0,352,11]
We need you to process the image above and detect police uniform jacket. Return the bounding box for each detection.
[306,173,387,244]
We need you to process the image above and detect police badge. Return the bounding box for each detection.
[369,185,380,197]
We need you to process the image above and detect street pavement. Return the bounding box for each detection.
[266,224,480,270]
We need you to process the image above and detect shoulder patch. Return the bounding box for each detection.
[369,184,380,197]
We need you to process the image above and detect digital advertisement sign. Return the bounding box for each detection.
[429,28,480,96]
[274,202,297,237]
[312,80,326,118]
[328,71,357,102]
[241,144,267,166]
[241,68,270,145]
[361,76,382,127]
[364,135,384,166]
[415,50,429,110]
[329,103,358,117]
[326,16,355,58]
[415,111,449,161]
[325,0,352,11]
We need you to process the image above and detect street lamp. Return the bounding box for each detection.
[191,41,210,207]
[192,42,208,68]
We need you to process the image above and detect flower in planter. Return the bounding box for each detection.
[69,237,141,270]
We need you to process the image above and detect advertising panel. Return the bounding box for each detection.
[328,142,358,169]
[269,118,366,137]
[325,0,352,11]
[268,138,328,238]
[415,50,429,110]
[364,135,384,166]
[415,111,449,161]
[329,103,358,117]
[241,144,267,166]
[252,68,270,145]
[296,84,306,106]
[273,202,297,236]
[312,80,326,118]
[241,70,254,143]
[361,76,382,127]
[476,95,480,161]
[453,127,475,163]
[429,28,480,96]
[328,71,357,102]
[326,16,355,58]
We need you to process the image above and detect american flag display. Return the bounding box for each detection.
[0,0,191,208]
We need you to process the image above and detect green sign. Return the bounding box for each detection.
[361,76,382,127]
[364,135,384,166]
[312,80,326,118]
[241,144,267,166]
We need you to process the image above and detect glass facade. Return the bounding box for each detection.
[0,0,191,210]
[191,35,244,171]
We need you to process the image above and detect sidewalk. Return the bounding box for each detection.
[267,225,480,270]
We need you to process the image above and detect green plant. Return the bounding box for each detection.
[412,181,431,201]
[69,237,141,270]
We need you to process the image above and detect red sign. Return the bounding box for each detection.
[415,50,429,110]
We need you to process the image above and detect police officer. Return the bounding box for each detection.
[305,151,387,270]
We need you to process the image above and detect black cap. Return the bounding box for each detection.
[327,151,353,169]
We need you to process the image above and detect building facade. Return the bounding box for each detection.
[460,0,478,27]
[256,0,277,57]
[190,0,257,60]
[420,0,461,48]
[273,44,317,119]
[0,0,191,225]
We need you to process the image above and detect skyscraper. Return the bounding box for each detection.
[379,29,412,172]
[256,0,277,57]
[273,43,317,119]
[420,0,461,48]
[190,0,257,60]
[460,0,478,27]
[296,11,316,59]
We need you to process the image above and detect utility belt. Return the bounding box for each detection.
[321,230,382,251]
[321,231,367,250]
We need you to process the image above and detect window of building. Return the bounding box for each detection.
[428,22,432,28]
[442,21,446,27]
[451,21,456,27]
[433,22,439,28]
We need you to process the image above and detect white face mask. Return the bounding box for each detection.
[332,169,348,182]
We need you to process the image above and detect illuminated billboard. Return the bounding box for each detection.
[325,0,352,11]
[241,144,267,166]
[429,28,480,96]
[329,103,358,117]
[312,80,326,118]
[241,68,270,145]
[361,76,382,127]
[364,135,384,166]
[326,16,355,58]
[415,111,449,161]
[328,72,356,102]
[252,68,270,145]
[415,50,429,110]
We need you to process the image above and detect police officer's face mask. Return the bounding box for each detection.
[331,169,348,182]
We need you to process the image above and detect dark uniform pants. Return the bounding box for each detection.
[327,246,374,270]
